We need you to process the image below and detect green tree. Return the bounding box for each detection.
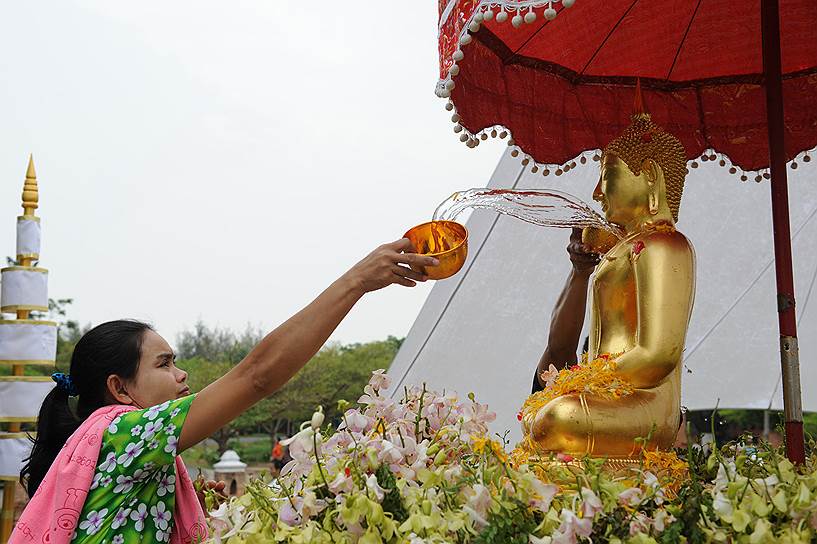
[176,320,263,363]
[242,338,402,443]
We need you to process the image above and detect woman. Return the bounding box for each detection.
[11,238,437,544]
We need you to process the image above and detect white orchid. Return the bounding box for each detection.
[310,407,325,430]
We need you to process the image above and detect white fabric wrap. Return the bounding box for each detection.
[1,268,48,310]
[0,380,54,419]
[0,435,31,478]
[0,322,57,361]
[16,218,41,257]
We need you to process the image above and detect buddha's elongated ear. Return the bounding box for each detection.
[642,158,663,215]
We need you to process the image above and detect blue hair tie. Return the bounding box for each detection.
[51,372,79,397]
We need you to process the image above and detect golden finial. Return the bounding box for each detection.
[633,78,648,119]
[22,154,39,217]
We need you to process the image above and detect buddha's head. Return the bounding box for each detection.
[593,104,687,230]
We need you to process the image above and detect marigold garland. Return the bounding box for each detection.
[519,353,633,421]
[642,450,689,498]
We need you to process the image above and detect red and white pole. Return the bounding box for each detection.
[760,0,805,464]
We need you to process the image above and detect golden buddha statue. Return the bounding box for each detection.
[521,100,696,459]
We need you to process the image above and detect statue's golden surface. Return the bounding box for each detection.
[522,108,696,458]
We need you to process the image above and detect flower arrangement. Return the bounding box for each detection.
[204,370,817,544]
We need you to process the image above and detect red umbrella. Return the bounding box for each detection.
[437,0,817,463]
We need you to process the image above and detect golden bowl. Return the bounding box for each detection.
[403,220,468,280]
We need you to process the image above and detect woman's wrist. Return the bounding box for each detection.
[336,270,367,299]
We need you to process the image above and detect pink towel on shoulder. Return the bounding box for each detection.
[10,404,208,544]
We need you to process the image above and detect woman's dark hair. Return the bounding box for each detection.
[20,319,153,497]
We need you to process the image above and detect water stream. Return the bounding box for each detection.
[431,188,624,239]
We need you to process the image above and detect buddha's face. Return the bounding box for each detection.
[593,154,650,227]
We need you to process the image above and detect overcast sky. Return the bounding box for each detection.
[0,1,507,346]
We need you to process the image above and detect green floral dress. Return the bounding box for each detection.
[71,394,196,543]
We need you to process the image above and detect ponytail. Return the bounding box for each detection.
[20,320,152,497]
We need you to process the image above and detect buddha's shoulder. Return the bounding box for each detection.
[636,227,693,254]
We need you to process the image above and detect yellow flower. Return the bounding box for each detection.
[473,436,508,464]
[489,440,508,463]
[472,436,489,454]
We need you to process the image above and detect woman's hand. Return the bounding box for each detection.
[344,238,439,293]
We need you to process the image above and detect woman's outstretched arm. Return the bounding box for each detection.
[179,238,437,451]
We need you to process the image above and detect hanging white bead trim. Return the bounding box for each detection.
[438,1,578,116]
[683,147,817,183]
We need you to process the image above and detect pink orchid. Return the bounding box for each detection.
[461,505,490,529]
[393,465,416,480]
[643,472,666,504]
[540,364,560,387]
[396,435,420,463]
[553,508,593,544]
[280,425,314,458]
[529,480,558,513]
[378,440,404,464]
[464,483,492,524]
[629,512,651,536]
[580,488,603,519]
[618,486,644,507]
[208,501,246,541]
[300,490,327,519]
[337,516,365,538]
[342,409,371,433]
[278,496,303,526]
[461,400,497,434]
[328,470,354,495]
[365,473,386,502]
[368,369,391,391]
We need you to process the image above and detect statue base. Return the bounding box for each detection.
[527,455,644,478]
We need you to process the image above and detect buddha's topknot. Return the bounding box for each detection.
[603,112,687,222]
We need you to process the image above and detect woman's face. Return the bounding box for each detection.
[126,330,190,408]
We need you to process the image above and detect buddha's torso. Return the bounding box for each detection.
[588,236,640,361]
[589,228,694,394]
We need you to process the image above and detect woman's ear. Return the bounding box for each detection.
[106,374,135,405]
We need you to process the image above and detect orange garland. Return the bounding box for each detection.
[518,353,633,422]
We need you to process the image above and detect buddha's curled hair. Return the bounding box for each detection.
[604,113,687,222]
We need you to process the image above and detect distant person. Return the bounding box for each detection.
[11,239,437,544]
[270,440,285,471]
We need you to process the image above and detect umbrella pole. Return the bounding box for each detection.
[761,0,805,464]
